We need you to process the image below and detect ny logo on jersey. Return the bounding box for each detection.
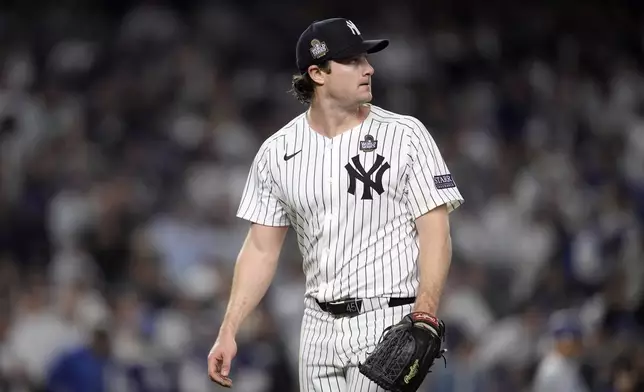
[345,154,390,200]
[346,20,361,36]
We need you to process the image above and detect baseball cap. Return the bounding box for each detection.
[548,309,584,340]
[296,18,389,74]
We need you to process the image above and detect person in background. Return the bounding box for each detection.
[605,352,644,392]
[532,310,589,392]
[426,325,488,392]
[46,327,112,392]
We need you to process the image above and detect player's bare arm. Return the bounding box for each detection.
[358,202,452,390]
[208,223,288,387]
[219,223,288,335]
[412,204,452,315]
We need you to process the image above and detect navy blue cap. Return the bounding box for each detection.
[296,18,389,74]
[549,310,583,339]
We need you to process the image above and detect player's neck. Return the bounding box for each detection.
[307,99,369,139]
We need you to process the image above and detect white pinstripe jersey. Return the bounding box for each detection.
[237,104,464,302]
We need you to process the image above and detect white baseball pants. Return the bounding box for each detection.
[298,296,416,392]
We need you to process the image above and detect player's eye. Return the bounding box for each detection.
[340,57,357,64]
[355,55,370,64]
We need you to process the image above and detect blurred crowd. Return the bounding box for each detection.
[0,1,643,391]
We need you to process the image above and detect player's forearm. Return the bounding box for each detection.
[413,208,452,315]
[414,233,451,315]
[219,242,281,336]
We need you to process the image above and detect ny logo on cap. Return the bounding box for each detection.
[346,20,361,36]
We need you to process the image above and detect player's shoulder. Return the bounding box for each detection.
[254,112,306,157]
[368,104,433,139]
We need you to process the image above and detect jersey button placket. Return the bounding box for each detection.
[321,139,333,296]
[328,140,341,299]
[326,141,334,188]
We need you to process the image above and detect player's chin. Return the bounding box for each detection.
[357,92,373,103]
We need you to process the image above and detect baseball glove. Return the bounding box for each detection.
[358,312,447,392]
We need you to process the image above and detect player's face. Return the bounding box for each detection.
[327,54,375,105]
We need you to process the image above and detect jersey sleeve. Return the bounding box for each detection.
[405,118,464,218]
[236,146,290,227]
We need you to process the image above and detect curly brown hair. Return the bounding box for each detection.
[289,61,332,104]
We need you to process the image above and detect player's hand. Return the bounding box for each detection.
[208,332,237,388]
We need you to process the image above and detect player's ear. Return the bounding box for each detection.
[308,65,327,86]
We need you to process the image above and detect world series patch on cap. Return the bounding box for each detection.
[309,39,328,59]
[296,18,389,74]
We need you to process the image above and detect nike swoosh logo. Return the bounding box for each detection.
[284,150,302,161]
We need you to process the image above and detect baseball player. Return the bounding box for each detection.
[208,17,464,392]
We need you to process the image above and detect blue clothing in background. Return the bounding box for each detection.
[47,347,107,392]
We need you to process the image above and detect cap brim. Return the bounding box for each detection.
[364,39,389,54]
[333,39,389,60]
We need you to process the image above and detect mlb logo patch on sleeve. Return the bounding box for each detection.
[433,174,456,189]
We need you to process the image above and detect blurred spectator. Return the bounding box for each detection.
[439,263,495,342]
[3,272,83,391]
[605,354,644,392]
[427,326,489,392]
[46,327,112,392]
[473,303,545,374]
[532,310,590,392]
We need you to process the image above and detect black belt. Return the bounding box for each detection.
[316,297,416,317]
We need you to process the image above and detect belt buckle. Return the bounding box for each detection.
[332,298,363,317]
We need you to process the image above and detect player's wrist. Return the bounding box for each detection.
[409,312,440,327]
[407,312,446,340]
[218,323,238,339]
[411,291,440,315]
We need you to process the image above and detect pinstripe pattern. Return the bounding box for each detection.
[237,104,463,301]
[236,104,464,391]
[300,298,422,391]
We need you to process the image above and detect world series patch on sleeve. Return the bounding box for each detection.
[358,312,447,392]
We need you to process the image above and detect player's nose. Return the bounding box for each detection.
[364,60,374,76]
